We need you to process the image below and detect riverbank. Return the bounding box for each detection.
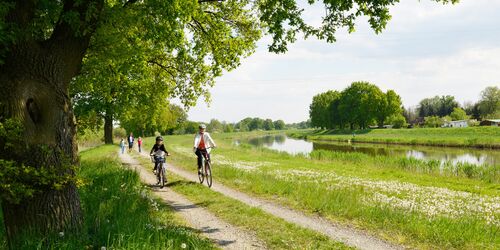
[288,127,500,149]
[149,133,499,249]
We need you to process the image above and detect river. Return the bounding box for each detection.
[241,135,500,166]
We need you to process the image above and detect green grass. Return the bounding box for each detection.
[0,145,214,250]
[289,127,500,148]
[131,151,351,250]
[308,149,499,183]
[145,133,500,249]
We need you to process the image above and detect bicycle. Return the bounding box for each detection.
[150,153,169,188]
[198,147,214,188]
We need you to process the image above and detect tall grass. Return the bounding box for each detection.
[0,145,213,249]
[309,149,499,183]
[212,164,499,249]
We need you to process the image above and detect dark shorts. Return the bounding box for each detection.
[129,143,133,148]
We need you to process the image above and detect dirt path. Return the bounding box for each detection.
[136,150,402,250]
[118,152,266,250]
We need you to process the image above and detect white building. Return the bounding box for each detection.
[443,120,468,128]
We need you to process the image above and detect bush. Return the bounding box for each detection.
[424,116,444,128]
[388,114,407,128]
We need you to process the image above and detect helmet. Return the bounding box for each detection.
[199,124,206,129]
[156,136,163,141]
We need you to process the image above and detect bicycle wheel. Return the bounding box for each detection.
[205,160,212,188]
[160,164,166,188]
[156,168,161,185]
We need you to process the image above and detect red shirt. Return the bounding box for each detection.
[198,133,206,149]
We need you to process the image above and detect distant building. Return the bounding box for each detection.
[479,119,500,126]
[443,120,468,128]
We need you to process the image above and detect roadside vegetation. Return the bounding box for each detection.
[0,145,213,249]
[131,151,351,250]
[148,132,500,249]
[289,126,500,148]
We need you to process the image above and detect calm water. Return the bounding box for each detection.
[242,135,500,166]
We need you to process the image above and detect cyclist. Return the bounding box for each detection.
[150,136,170,173]
[193,124,216,174]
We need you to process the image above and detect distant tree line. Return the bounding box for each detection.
[171,117,304,135]
[403,86,500,127]
[309,82,404,130]
[309,83,500,130]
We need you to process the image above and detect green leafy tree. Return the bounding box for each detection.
[338,82,384,129]
[223,122,234,133]
[237,117,253,132]
[273,120,286,130]
[424,116,444,128]
[249,118,264,131]
[463,101,481,120]
[208,119,223,133]
[387,114,407,128]
[0,0,458,242]
[438,95,459,117]
[418,96,441,117]
[375,90,403,127]
[309,90,340,129]
[263,119,275,130]
[478,86,500,118]
[450,107,468,121]
[418,95,459,117]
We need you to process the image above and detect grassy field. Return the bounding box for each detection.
[0,145,214,249]
[146,132,500,249]
[289,127,500,148]
[131,151,351,249]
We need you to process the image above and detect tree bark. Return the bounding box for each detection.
[104,109,113,144]
[0,44,83,241]
[0,0,103,243]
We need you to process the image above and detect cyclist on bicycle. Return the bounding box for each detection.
[193,124,216,174]
[150,136,170,173]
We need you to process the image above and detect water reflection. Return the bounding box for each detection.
[243,135,500,166]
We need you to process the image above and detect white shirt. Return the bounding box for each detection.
[193,132,216,153]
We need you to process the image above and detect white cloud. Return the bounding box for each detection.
[187,0,500,123]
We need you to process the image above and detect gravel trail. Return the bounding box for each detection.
[119,152,266,250]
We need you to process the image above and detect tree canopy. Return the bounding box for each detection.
[418,95,459,117]
[478,86,500,118]
[310,82,402,130]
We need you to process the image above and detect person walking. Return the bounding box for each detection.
[119,138,125,154]
[138,137,143,153]
[127,132,134,153]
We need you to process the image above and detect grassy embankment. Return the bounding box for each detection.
[131,150,350,249]
[289,127,500,148]
[0,145,214,249]
[144,132,500,250]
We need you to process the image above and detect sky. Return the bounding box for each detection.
[183,0,500,123]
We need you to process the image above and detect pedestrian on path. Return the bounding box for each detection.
[128,132,134,153]
[120,138,125,154]
[138,136,143,153]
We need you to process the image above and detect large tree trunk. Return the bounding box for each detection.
[104,109,113,144]
[0,42,84,243]
[0,0,103,246]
